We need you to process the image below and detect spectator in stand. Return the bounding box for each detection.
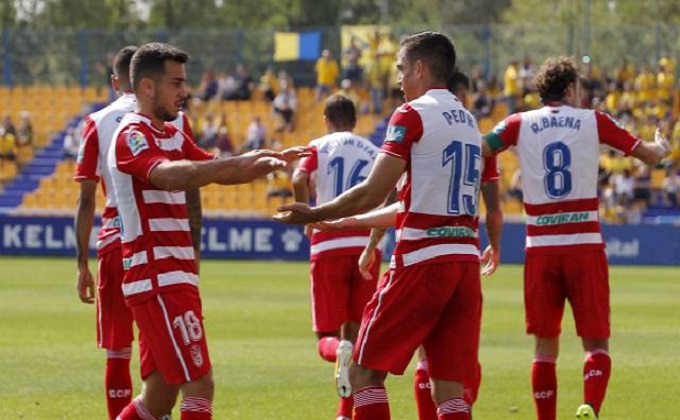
[632,164,652,208]
[618,81,636,118]
[278,70,295,90]
[604,82,621,116]
[16,111,33,164]
[634,65,656,104]
[365,50,387,114]
[63,126,79,161]
[217,70,237,101]
[342,36,363,83]
[225,63,254,101]
[259,66,278,102]
[656,61,675,107]
[315,49,340,101]
[266,170,293,205]
[520,54,536,96]
[614,58,635,88]
[0,127,16,167]
[215,126,234,157]
[503,58,521,114]
[613,168,635,206]
[241,116,267,152]
[662,168,679,208]
[273,81,297,132]
[17,111,33,149]
[3,114,16,137]
[197,69,219,101]
[472,80,494,118]
[469,65,485,93]
[198,112,219,151]
[338,78,362,112]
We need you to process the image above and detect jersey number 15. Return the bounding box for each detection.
[442,140,481,215]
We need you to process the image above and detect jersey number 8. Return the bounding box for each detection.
[543,142,572,199]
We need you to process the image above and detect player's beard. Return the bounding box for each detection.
[154,102,178,122]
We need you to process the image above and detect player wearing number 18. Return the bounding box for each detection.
[482,56,670,420]
[276,31,482,420]
[109,43,306,420]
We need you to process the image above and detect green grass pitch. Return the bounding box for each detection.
[0,256,678,419]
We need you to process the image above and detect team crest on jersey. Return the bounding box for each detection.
[385,125,406,143]
[127,131,149,156]
[190,344,204,367]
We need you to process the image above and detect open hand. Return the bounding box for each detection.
[254,156,287,171]
[480,245,499,277]
[279,146,312,164]
[273,202,318,224]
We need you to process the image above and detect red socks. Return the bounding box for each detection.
[115,398,155,420]
[105,348,133,420]
[532,355,558,420]
[414,360,437,420]
[583,350,611,414]
[337,396,354,419]
[180,397,212,419]
[436,398,470,420]
[463,362,482,406]
[353,386,390,420]
[317,336,340,362]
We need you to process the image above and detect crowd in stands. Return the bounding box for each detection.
[0,112,34,177]
[4,35,679,223]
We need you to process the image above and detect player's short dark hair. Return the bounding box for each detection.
[131,42,189,91]
[535,56,580,103]
[400,31,456,83]
[447,67,470,95]
[112,45,138,89]
[324,94,356,129]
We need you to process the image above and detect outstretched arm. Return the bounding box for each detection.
[275,153,405,224]
[149,147,308,191]
[630,128,671,165]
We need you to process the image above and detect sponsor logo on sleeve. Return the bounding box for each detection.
[127,131,149,156]
[385,125,406,143]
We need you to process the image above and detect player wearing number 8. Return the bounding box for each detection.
[482,56,670,420]
[276,31,482,420]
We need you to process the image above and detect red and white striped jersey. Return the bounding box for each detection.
[108,112,213,304]
[487,105,640,254]
[381,88,483,268]
[74,93,193,253]
[297,131,379,260]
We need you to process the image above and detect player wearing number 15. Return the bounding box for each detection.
[482,56,670,420]
[276,31,482,420]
